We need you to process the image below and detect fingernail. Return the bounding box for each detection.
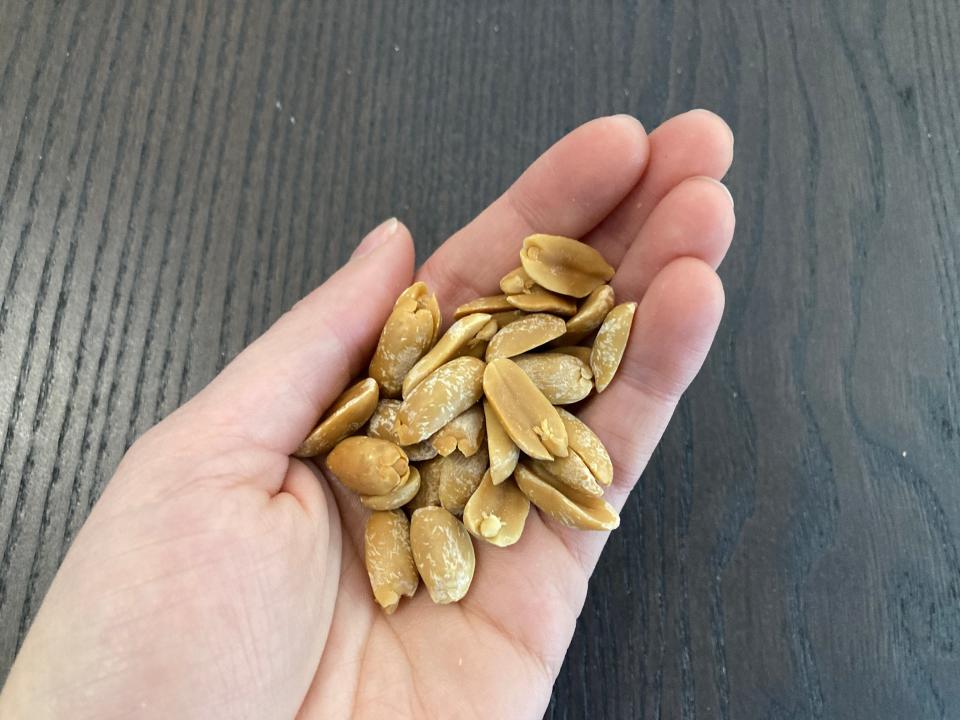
[689,108,735,147]
[352,217,399,259]
[698,176,734,206]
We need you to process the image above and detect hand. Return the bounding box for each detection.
[0,111,734,719]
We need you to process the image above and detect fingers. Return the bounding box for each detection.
[184,219,416,453]
[561,257,725,571]
[418,115,649,311]
[585,109,734,265]
[605,176,735,299]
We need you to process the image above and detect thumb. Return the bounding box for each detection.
[183,218,415,452]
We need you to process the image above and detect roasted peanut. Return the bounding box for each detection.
[361,466,422,510]
[410,507,476,604]
[556,408,613,486]
[395,357,485,445]
[519,234,615,298]
[402,313,492,397]
[549,345,593,366]
[591,302,637,392]
[406,457,443,510]
[488,310,527,328]
[499,266,537,295]
[366,399,438,461]
[514,462,619,531]
[483,358,568,460]
[326,436,409,496]
[294,378,380,457]
[453,294,514,318]
[555,284,615,345]
[463,471,530,547]
[483,399,519,484]
[506,287,578,316]
[526,454,603,499]
[485,313,566,360]
[369,282,442,397]
[364,510,419,613]
[512,352,593,404]
[437,447,490,516]
[431,404,486,457]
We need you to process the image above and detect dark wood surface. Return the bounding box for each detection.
[1,1,958,717]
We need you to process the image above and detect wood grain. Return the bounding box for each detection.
[1,1,958,717]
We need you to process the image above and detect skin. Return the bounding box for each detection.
[0,110,735,720]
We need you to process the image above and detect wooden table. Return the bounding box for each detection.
[1,2,957,717]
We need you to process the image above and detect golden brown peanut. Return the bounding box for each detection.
[512,352,594,405]
[556,408,613,486]
[366,400,438,461]
[485,313,566,361]
[410,507,476,604]
[483,399,519,484]
[499,266,537,295]
[431,404,486,457]
[395,357,485,445]
[489,310,527,328]
[369,282,442,397]
[402,314,492,397]
[483,358,568,460]
[327,437,409,496]
[364,510,419,613]
[472,318,499,345]
[453,294,514,318]
[506,287,578,317]
[591,302,638,392]
[527,454,603,499]
[361,467,422,510]
[437,447,490,516]
[514,462,619,531]
[294,378,380,457]
[554,284,616,345]
[463,472,530,547]
[406,457,443,510]
[550,345,593,366]
[519,234,615,298]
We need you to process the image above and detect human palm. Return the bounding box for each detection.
[0,110,734,719]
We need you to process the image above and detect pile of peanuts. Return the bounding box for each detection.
[295,234,635,612]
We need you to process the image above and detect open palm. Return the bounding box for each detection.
[0,111,734,719]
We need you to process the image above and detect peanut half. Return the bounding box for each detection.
[365,510,419,614]
[453,294,514,318]
[369,282,441,397]
[402,313,492,397]
[555,284,615,345]
[499,266,537,295]
[410,506,476,604]
[557,407,613,487]
[506,287,578,317]
[519,234,615,298]
[483,399,519,484]
[512,352,594,405]
[366,399,438,461]
[326,436,410,496]
[431,403,486,457]
[485,313,566,361]
[591,301,637,392]
[463,471,530,547]
[406,457,443,511]
[483,358,568,460]
[295,377,380,457]
[514,462,619,531]
[361,466,422,511]
[437,447,490,516]
[395,357,485,445]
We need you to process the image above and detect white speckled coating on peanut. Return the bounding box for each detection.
[410,507,476,604]
[436,447,489,516]
[514,463,619,531]
[369,282,441,398]
[512,352,594,404]
[431,404,486,457]
[395,357,485,445]
[484,313,566,361]
[590,302,637,393]
[556,407,614,486]
[402,313,492,397]
[366,399,438,461]
[364,510,419,613]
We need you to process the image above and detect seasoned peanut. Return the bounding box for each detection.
[364,510,419,613]
[499,266,537,295]
[431,404,486,457]
[366,399,438,461]
[488,310,526,328]
[395,357,485,445]
[526,454,603,498]
[519,234,615,298]
[483,399,519,484]
[555,284,615,344]
[410,507,476,604]
[406,457,443,510]
[453,294,514,318]
[483,358,568,460]
[437,447,490,516]
[512,352,593,405]
[591,302,637,392]
[294,378,380,457]
[326,436,409,496]
[556,408,613,486]
[361,466,422,510]
[485,313,566,361]
[369,282,441,397]
[463,471,530,547]
[549,345,593,366]
[514,462,619,531]
[506,287,578,316]
[402,313,492,397]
